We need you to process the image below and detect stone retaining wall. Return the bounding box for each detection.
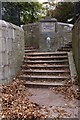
[56,22,73,49]
[72,17,80,83]
[23,21,73,52]
[23,22,39,48]
[0,20,24,84]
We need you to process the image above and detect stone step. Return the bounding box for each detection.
[58,49,71,52]
[65,42,72,45]
[24,56,68,60]
[23,61,68,65]
[19,75,70,81]
[25,52,67,56]
[21,69,70,75]
[25,47,36,50]
[22,69,70,73]
[21,64,69,70]
[24,46,35,49]
[23,64,69,68]
[24,49,37,53]
[24,82,69,87]
[61,46,71,49]
[65,44,72,47]
[68,41,72,43]
[61,47,71,50]
[25,60,68,64]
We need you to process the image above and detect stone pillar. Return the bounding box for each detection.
[39,16,57,52]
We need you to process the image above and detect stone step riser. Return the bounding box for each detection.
[64,44,72,47]
[58,48,71,50]
[21,66,69,70]
[64,45,72,47]
[61,48,71,50]
[24,57,68,61]
[61,45,71,48]
[23,67,69,70]
[24,46,35,49]
[23,60,69,64]
[23,62,69,65]
[24,84,60,88]
[19,76,70,81]
[25,54,68,57]
[58,50,71,52]
[21,72,70,76]
[24,83,70,88]
[25,49,37,52]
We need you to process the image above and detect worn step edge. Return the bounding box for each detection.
[27,65,69,67]
[25,60,68,63]
[21,69,70,73]
[21,65,69,69]
[25,49,37,51]
[24,56,68,59]
[19,75,70,79]
[58,50,71,52]
[58,48,71,51]
[25,52,67,55]
[24,45,34,48]
[24,82,70,87]
[61,45,70,48]
[61,47,72,50]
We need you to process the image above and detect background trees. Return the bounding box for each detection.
[19,2,43,24]
[1,1,80,25]
[2,2,43,26]
[2,2,20,26]
[46,2,75,23]
[44,1,80,24]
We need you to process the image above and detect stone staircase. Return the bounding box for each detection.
[18,43,72,87]
[57,41,72,52]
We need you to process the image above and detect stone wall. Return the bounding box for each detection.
[23,22,39,48]
[0,20,24,84]
[56,22,73,49]
[72,17,80,83]
[23,21,73,52]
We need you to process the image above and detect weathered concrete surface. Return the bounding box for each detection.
[28,88,79,118]
[0,20,24,84]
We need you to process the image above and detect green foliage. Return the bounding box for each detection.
[47,2,75,23]
[2,2,43,25]
[19,2,43,24]
[2,2,20,26]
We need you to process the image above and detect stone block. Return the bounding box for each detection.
[3,65,9,78]
[0,67,4,80]
[0,29,2,38]
[2,52,9,66]
[2,29,8,38]
[8,28,14,39]
[0,38,6,52]
[9,64,15,76]
[6,38,12,53]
